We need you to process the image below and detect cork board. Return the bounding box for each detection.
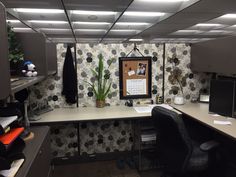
[119,57,152,99]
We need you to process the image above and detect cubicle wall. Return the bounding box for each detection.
[29,43,210,157]
[46,42,57,75]
[0,3,10,100]
[191,36,236,75]
[16,33,48,76]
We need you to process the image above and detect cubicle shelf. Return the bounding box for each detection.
[11,76,45,94]
[47,71,57,76]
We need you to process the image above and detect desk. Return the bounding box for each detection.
[16,126,51,177]
[33,104,236,140]
[33,105,151,124]
[31,106,152,169]
[172,103,236,140]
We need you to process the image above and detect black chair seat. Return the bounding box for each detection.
[152,106,218,177]
[187,143,208,172]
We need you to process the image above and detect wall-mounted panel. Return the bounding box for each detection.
[16,33,48,76]
[0,3,10,100]
[191,36,236,75]
[46,42,57,75]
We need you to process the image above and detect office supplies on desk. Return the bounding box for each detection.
[0,116,18,130]
[199,94,209,103]
[0,127,24,145]
[213,120,232,125]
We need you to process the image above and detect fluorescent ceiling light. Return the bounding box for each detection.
[116,22,150,26]
[6,20,20,23]
[176,30,201,33]
[138,0,189,2]
[72,10,117,15]
[28,20,67,24]
[208,30,230,33]
[14,8,64,14]
[111,29,137,32]
[40,28,70,31]
[73,22,110,25]
[221,14,236,18]
[75,29,107,32]
[124,11,165,17]
[196,23,222,27]
[129,38,143,42]
[13,28,32,31]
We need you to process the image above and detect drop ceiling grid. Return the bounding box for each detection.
[2,0,236,43]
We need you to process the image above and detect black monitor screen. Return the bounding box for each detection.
[209,79,235,117]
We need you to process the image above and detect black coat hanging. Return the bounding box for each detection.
[62,46,77,104]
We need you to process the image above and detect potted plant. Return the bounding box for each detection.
[86,54,113,108]
[7,25,24,75]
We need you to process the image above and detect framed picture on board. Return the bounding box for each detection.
[119,57,152,99]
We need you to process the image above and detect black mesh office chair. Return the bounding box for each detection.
[152,106,219,177]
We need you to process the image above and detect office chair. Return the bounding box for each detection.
[152,106,219,177]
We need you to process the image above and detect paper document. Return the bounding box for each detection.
[155,104,173,110]
[126,79,146,95]
[128,70,135,76]
[213,120,232,125]
[211,114,220,117]
[134,107,152,113]
[0,159,24,177]
[0,116,18,129]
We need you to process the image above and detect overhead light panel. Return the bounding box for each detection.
[124,11,165,17]
[176,30,201,33]
[14,8,64,14]
[28,20,67,24]
[75,29,107,32]
[116,22,150,26]
[221,14,236,18]
[72,10,117,15]
[13,28,33,31]
[40,28,70,31]
[73,22,110,25]
[196,23,222,27]
[6,20,20,23]
[111,29,138,32]
[208,30,230,33]
[129,38,143,42]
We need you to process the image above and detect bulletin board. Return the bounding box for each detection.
[119,57,152,99]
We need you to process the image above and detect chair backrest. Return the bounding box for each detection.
[152,106,193,174]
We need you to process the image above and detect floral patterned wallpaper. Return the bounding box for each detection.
[29,43,210,158]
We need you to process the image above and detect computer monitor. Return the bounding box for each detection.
[209,79,235,117]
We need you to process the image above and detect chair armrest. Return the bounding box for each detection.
[200,140,219,151]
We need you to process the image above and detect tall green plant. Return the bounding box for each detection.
[7,25,24,63]
[86,54,113,101]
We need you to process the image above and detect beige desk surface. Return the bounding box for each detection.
[32,105,151,124]
[173,103,236,140]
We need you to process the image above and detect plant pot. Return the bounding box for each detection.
[174,95,185,105]
[96,100,105,108]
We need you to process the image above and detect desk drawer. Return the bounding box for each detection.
[26,132,51,177]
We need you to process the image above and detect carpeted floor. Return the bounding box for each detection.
[51,161,160,177]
